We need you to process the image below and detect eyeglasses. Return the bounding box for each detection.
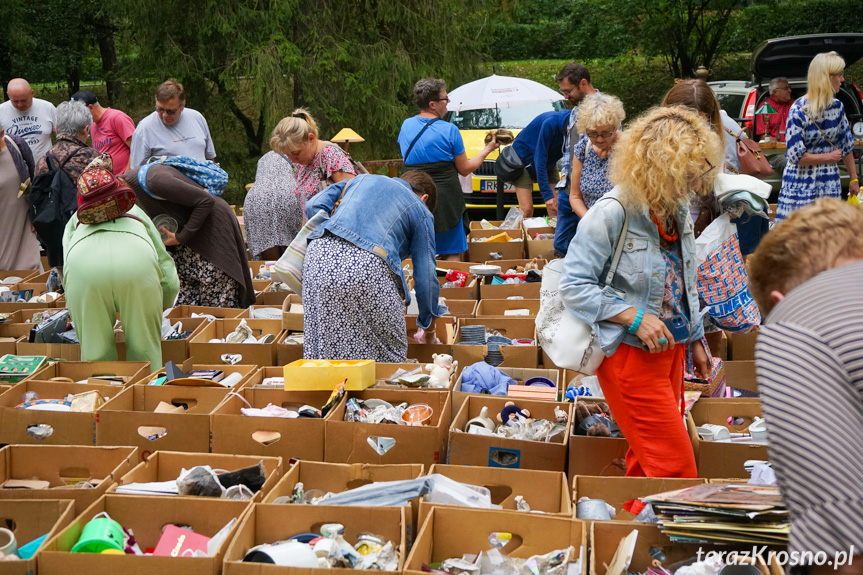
[156,104,183,116]
[560,88,575,96]
[587,130,615,140]
[776,86,792,92]
[696,159,716,180]
[434,97,451,103]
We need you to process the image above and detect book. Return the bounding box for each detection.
[0,354,47,383]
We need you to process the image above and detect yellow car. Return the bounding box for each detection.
[446,101,567,210]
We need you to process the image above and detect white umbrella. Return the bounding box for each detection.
[447,74,563,112]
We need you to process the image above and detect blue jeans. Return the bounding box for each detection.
[554,184,580,257]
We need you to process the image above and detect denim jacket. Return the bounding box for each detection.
[306,174,444,329]
[559,187,705,356]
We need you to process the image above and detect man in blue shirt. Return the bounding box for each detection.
[509,109,570,217]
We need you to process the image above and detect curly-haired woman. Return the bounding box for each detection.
[559,106,723,478]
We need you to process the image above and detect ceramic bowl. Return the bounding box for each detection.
[401,403,433,426]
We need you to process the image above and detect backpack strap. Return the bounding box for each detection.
[404,118,439,164]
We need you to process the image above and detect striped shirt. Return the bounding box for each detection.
[755,259,863,561]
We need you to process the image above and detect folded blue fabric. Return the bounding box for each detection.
[460,362,514,396]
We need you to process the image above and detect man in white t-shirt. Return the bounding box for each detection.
[129,79,216,168]
[0,78,56,161]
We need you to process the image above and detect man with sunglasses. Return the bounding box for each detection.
[129,79,216,168]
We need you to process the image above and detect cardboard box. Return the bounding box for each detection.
[254,288,292,307]
[0,499,76,575]
[371,362,457,392]
[277,336,304,366]
[452,366,559,412]
[724,360,759,394]
[572,476,706,521]
[283,359,375,391]
[110,451,283,501]
[165,305,248,319]
[0,334,24,356]
[448,396,571,472]
[326,389,451,468]
[686,398,768,478]
[726,329,759,361]
[16,340,82,361]
[452,317,538,369]
[467,229,524,262]
[39,495,248,575]
[404,506,586,575]
[0,380,125,445]
[116,317,209,366]
[589,522,711,575]
[0,445,137,513]
[211,380,340,462]
[479,276,541,299]
[223,504,405,575]
[140,360,258,389]
[406,316,457,345]
[189,318,282,367]
[487,258,547,270]
[568,436,629,480]
[427,463,571,516]
[96,385,230,459]
[27,360,150,386]
[475,298,540,318]
[437,275,479,301]
[526,225,556,260]
[468,220,516,231]
[280,294,304,331]
[435,298,477,318]
[0,269,39,284]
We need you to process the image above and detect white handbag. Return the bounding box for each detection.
[536,199,629,374]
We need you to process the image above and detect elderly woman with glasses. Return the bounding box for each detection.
[34,100,101,270]
[560,106,723,478]
[568,93,625,221]
[397,78,499,261]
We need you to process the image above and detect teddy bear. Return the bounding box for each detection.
[574,400,621,437]
[497,401,531,426]
[425,353,457,388]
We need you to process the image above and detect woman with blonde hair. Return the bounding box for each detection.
[270,108,356,210]
[777,51,859,219]
[568,93,625,220]
[560,106,723,478]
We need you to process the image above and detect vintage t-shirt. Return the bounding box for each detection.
[91,107,136,174]
[129,107,216,168]
[0,98,56,161]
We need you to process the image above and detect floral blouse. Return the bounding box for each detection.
[293,144,356,208]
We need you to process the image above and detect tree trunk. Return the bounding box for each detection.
[96,18,120,104]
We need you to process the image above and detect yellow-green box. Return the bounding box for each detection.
[283,359,376,391]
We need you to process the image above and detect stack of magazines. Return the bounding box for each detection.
[642,484,788,545]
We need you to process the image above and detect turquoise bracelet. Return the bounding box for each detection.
[627,309,644,333]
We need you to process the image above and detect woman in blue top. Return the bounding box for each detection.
[398,78,499,260]
[302,172,445,361]
[777,51,859,220]
[509,109,570,217]
[569,93,625,220]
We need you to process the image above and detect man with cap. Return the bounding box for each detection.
[71,90,136,174]
[0,78,56,160]
[129,79,216,168]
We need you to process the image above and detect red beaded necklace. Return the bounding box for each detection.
[650,210,679,242]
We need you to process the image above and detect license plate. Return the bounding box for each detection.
[479,179,514,192]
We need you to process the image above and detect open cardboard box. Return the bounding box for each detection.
[16,340,82,361]
[223,504,406,575]
[426,463,572,518]
[452,366,559,412]
[371,362,458,392]
[211,380,342,462]
[0,445,137,513]
[28,360,150,386]
[0,499,76,575]
[568,436,629,480]
[116,316,209,366]
[0,333,24,356]
[724,360,759,394]
[478,275,541,300]
[96,385,231,460]
[189,318,283,366]
[475,298,541,318]
[262,460,423,546]
[572,476,706,521]
[404,506,586,575]
[0,380,125,445]
[0,269,40,284]
[280,294,304,331]
[452,317,538,368]
[526,225,556,260]
[39,495,249,575]
[686,398,768,478]
[436,275,480,301]
[435,298,477,318]
[109,450,283,501]
[448,395,571,472]
[277,333,304,366]
[726,329,759,361]
[140,359,258,388]
[165,305,248,320]
[488,258,547,270]
[467,228,525,262]
[468,220,521,231]
[326,389,451,468]
[405,315,457,364]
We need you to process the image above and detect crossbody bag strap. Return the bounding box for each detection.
[329,174,360,215]
[404,118,439,164]
[567,121,578,176]
[602,197,630,287]
[801,107,838,150]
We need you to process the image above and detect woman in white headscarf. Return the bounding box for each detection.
[243,151,301,260]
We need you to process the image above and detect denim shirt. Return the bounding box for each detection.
[305,174,444,329]
[559,188,705,356]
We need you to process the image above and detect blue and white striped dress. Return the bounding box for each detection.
[776,97,854,220]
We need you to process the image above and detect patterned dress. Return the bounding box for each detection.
[302,233,407,362]
[574,135,614,209]
[172,245,241,308]
[243,151,300,258]
[777,97,854,220]
[293,144,356,210]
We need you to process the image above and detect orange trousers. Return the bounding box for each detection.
[596,342,697,478]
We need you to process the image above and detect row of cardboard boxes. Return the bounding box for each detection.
[0,444,781,575]
[0,358,767,480]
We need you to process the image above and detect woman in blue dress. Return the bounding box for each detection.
[777,51,859,220]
